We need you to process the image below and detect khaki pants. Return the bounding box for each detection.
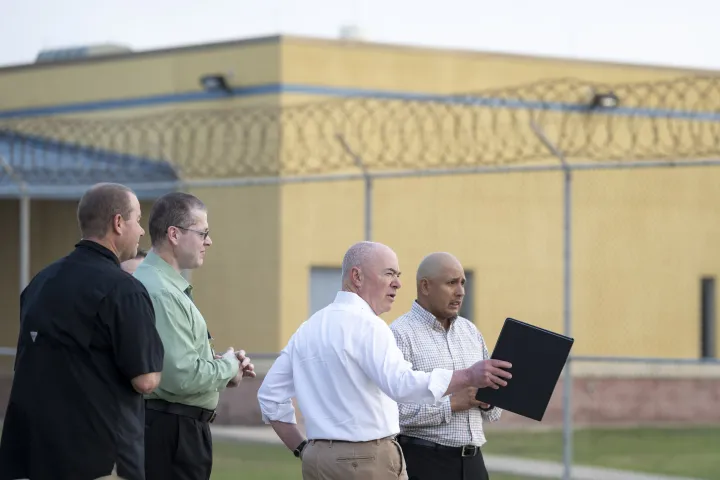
[301,437,408,480]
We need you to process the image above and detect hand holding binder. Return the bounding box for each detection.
[475,317,574,421]
[466,358,513,390]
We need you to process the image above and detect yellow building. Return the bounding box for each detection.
[0,34,718,371]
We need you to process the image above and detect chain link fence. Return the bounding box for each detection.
[1,75,720,479]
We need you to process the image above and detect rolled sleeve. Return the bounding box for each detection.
[259,400,296,424]
[481,405,502,422]
[257,344,297,424]
[398,395,452,428]
[427,368,453,403]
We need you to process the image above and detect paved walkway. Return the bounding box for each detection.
[210,425,703,480]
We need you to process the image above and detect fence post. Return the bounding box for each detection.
[530,121,573,480]
[336,134,372,241]
[560,164,573,480]
[20,194,30,291]
[0,150,31,293]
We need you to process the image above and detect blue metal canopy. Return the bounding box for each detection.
[0,130,180,199]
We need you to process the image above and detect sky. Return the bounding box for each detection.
[0,0,718,71]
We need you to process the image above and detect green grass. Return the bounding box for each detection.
[211,427,720,480]
[211,443,299,480]
[483,426,720,479]
[210,442,541,480]
[3,422,716,479]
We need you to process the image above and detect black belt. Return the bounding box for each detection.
[311,435,397,444]
[397,435,480,457]
[145,399,217,423]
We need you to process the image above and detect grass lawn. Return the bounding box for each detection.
[2,421,716,479]
[211,442,540,480]
[212,427,720,480]
[483,426,720,480]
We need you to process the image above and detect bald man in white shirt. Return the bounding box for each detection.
[257,241,512,480]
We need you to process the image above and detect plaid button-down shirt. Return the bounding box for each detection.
[390,301,502,447]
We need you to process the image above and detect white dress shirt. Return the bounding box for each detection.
[257,291,454,442]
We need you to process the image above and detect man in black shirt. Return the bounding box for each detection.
[0,183,165,480]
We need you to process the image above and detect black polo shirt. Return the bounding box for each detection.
[0,240,165,480]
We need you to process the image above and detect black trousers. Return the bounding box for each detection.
[399,437,490,480]
[144,409,213,480]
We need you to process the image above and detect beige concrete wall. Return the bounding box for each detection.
[280,36,703,93]
[0,198,155,352]
[271,164,720,358]
[364,167,720,359]
[271,39,720,357]
[0,39,280,111]
[0,201,20,351]
[29,200,81,276]
[28,199,155,275]
[373,172,564,350]
[187,185,281,353]
[572,167,720,357]
[278,181,366,343]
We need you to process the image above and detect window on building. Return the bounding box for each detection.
[309,267,343,316]
[701,276,716,358]
[460,270,475,322]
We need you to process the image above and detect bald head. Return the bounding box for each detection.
[341,241,402,315]
[416,252,466,322]
[416,252,462,286]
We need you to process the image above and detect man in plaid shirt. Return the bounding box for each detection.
[390,252,503,480]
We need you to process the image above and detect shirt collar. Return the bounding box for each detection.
[334,291,375,314]
[142,251,191,294]
[411,300,454,332]
[75,239,120,266]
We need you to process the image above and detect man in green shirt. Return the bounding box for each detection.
[134,192,255,480]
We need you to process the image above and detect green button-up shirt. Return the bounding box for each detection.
[134,251,238,410]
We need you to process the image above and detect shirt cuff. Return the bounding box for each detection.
[260,401,297,425]
[428,368,453,404]
[224,357,240,377]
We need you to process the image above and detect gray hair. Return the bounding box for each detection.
[341,241,382,281]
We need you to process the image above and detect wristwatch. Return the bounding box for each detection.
[293,439,308,458]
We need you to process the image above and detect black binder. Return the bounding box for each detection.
[475,317,574,421]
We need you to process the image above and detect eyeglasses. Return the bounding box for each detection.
[175,226,210,240]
